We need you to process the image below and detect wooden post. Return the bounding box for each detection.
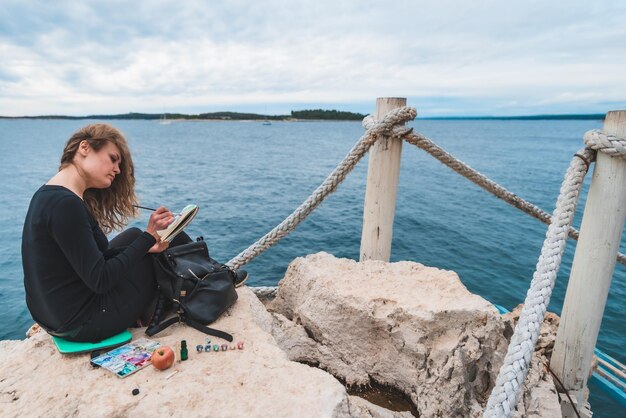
[360,97,406,261]
[550,111,626,406]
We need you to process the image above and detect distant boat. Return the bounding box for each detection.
[262,107,272,125]
[159,114,172,125]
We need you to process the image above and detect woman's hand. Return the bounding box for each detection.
[145,206,174,253]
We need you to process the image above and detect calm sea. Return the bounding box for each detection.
[0,118,623,415]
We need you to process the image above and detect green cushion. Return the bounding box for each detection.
[52,329,132,354]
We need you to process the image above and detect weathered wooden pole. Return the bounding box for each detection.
[360,97,407,261]
[551,111,626,410]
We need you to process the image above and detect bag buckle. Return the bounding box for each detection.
[176,308,184,323]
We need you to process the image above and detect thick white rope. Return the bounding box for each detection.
[483,147,592,416]
[238,120,625,414]
[403,133,584,237]
[403,130,625,266]
[250,286,279,299]
[243,126,625,413]
[484,130,626,417]
[246,126,626,297]
[584,129,626,160]
[226,107,417,270]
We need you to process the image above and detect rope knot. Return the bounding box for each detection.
[362,106,417,143]
[583,129,626,160]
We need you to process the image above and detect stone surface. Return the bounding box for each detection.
[0,253,562,417]
[0,288,352,418]
[347,396,414,418]
[268,252,561,417]
[504,304,560,362]
[510,353,562,418]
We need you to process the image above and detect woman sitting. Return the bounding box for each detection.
[22,123,182,342]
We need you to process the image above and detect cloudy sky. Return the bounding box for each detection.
[1,1,625,117]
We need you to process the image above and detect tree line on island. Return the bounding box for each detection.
[290,109,366,120]
[0,110,605,121]
[0,109,367,121]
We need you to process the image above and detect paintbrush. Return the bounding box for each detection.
[133,205,181,216]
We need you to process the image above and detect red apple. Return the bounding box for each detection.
[151,346,175,370]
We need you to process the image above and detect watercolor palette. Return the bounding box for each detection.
[90,338,161,378]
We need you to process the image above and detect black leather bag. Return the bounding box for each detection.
[146,239,238,341]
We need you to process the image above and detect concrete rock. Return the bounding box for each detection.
[268,252,561,417]
[347,396,414,418]
[0,288,351,418]
[504,304,560,361]
[0,253,562,417]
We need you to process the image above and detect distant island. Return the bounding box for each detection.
[0,109,605,121]
[0,109,366,121]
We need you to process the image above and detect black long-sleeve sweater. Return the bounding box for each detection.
[22,185,156,333]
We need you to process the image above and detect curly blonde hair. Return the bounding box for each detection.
[59,124,138,233]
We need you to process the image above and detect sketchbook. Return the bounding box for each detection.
[157,204,199,243]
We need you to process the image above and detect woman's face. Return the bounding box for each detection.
[79,140,122,189]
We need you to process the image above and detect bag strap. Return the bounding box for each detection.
[145,315,233,341]
[173,275,185,300]
[185,317,233,342]
[145,316,178,336]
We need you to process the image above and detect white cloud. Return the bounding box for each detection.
[0,0,625,116]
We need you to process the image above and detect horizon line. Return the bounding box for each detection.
[0,111,607,121]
